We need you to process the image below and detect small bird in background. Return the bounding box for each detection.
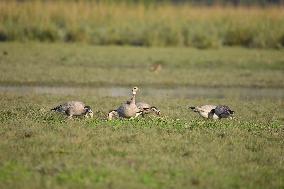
[150,62,163,73]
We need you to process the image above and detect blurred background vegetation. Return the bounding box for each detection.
[93,0,283,5]
[0,0,283,48]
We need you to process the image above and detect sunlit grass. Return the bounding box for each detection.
[0,40,283,188]
[0,93,283,189]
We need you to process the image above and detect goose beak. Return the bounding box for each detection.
[135,111,143,117]
[86,109,93,118]
[85,112,93,118]
[108,112,113,120]
[108,113,112,120]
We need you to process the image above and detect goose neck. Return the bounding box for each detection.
[130,93,136,104]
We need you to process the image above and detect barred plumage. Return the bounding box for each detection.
[51,101,93,119]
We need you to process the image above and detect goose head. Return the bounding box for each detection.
[84,106,93,118]
[132,86,139,95]
[150,106,161,116]
[189,106,198,112]
[229,110,235,119]
[108,110,118,120]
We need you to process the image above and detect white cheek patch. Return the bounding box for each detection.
[132,91,136,95]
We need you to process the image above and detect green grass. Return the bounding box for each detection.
[0,93,283,189]
[0,42,283,88]
[0,42,283,188]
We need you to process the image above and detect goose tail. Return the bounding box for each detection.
[51,105,61,112]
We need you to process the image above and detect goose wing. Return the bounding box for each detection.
[51,102,72,112]
[136,102,151,110]
[117,103,140,118]
[214,105,233,118]
[69,101,86,115]
[196,105,216,113]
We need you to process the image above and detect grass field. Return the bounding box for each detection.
[0,42,283,188]
[0,94,283,189]
[0,1,284,48]
[0,43,283,88]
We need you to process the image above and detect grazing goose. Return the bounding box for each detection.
[51,101,93,119]
[136,102,161,117]
[190,105,234,120]
[108,87,142,120]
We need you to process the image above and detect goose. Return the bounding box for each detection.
[189,105,234,120]
[108,87,142,120]
[51,101,93,119]
[136,102,161,117]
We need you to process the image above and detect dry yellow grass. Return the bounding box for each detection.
[0,1,283,47]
